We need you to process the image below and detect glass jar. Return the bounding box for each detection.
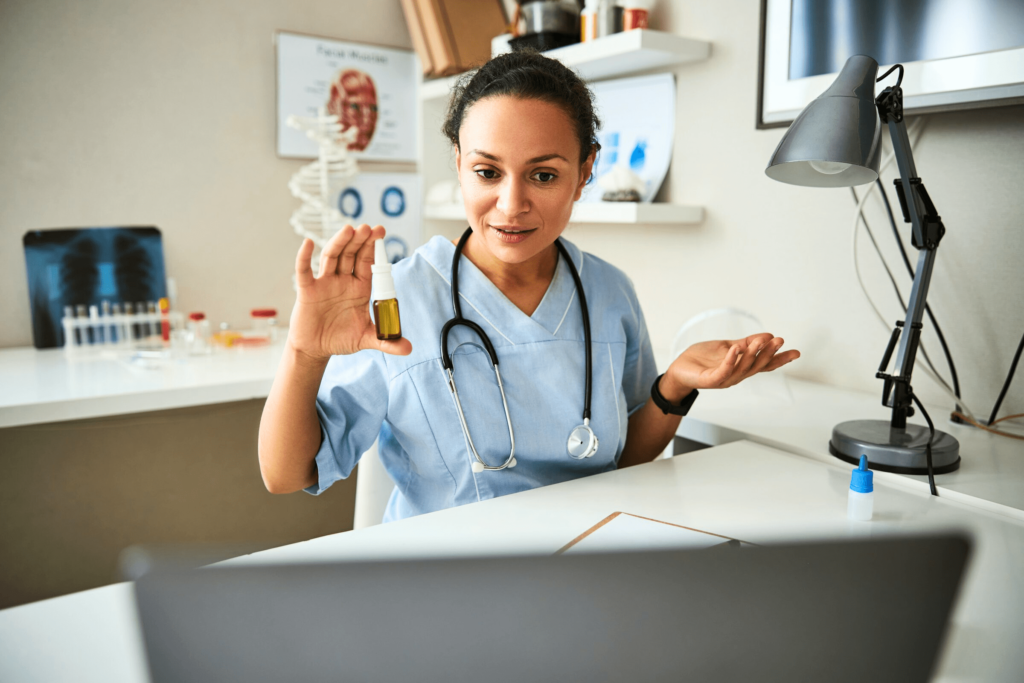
[187,312,212,354]
[250,308,279,343]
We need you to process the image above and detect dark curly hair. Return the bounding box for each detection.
[442,50,601,164]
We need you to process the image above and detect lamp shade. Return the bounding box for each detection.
[765,55,883,188]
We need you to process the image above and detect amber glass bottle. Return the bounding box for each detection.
[371,239,402,341]
[373,298,401,340]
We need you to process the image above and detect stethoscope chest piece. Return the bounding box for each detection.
[568,421,598,459]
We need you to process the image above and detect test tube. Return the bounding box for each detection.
[123,302,135,341]
[62,305,74,348]
[135,302,147,339]
[89,305,102,344]
[159,297,170,343]
[101,300,114,344]
[147,301,158,340]
[75,305,89,345]
[111,303,122,344]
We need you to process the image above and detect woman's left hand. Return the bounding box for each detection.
[659,333,801,401]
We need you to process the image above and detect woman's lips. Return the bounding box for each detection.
[490,225,537,244]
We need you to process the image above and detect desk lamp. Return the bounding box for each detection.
[765,55,960,476]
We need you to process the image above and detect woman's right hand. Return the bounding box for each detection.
[288,224,413,362]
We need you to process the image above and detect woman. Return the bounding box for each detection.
[259,51,799,521]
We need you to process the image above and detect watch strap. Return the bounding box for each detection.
[651,374,698,416]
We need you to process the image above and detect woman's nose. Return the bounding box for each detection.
[495,177,529,219]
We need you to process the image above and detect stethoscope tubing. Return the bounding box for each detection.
[442,227,594,470]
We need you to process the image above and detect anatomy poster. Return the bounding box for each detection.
[277,32,417,161]
[332,173,422,263]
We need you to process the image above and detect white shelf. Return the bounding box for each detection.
[419,29,710,102]
[424,202,704,225]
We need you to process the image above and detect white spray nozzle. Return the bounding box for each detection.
[371,238,397,301]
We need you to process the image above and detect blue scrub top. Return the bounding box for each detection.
[307,234,659,522]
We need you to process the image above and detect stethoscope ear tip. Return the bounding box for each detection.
[471,461,485,474]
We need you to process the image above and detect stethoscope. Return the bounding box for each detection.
[440,227,598,473]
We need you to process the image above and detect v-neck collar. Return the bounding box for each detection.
[420,234,584,344]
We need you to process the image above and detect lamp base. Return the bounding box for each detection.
[829,420,960,475]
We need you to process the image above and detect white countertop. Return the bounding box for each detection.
[3,344,1021,517]
[1,440,1022,682]
[0,345,284,428]
[676,373,1024,518]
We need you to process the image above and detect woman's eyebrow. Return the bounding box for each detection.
[526,153,568,164]
[468,149,500,161]
[467,149,568,164]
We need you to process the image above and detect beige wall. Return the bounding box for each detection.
[0,0,413,345]
[3,0,1022,422]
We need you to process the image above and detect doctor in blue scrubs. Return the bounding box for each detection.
[258,51,800,522]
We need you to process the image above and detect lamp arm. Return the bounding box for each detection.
[873,80,948,429]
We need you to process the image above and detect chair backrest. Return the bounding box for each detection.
[353,440,394,530]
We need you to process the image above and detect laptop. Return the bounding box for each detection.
[135,534,969,683]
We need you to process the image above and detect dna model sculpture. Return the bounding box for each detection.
[286,107,359,271]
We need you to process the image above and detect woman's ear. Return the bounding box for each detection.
[574,149,597,201]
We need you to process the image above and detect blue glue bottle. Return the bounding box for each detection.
[848,455,874,521]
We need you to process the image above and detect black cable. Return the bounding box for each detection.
[987,329,1024,426]
[910,393,939,496]
[875,179,963,408]
[851,188,952,394]
[852,188,909,311]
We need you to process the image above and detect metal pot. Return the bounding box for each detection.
[520,0,580,37]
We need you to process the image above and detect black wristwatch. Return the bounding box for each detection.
[651,374,699,416]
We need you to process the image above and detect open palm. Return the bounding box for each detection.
[288,224,412,361]
[666,333,800,393]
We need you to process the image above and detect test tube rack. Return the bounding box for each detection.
[61,310,183,360]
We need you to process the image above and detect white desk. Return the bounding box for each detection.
[4,344,1020,518]
[674,374,1024,518]
[1,440,1022,682]
[0,345,282,428]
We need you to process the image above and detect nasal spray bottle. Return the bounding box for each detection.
[847,455,874,521]
[371,239,402,341]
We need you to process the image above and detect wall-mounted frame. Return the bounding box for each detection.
[756,0,1024,129]
[276,31,418,161]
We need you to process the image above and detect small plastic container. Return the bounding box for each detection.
[581,0,598,42]
[250,308,279,343]
[596,0,622,37]
[212,322,242,348]
[187,312,211,355]
[848,455,874,521]
[619,0,651,31]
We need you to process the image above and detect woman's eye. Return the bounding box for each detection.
[534,172,556,183]
[475,169,499,180]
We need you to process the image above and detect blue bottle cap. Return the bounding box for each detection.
[850,455,874,493]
